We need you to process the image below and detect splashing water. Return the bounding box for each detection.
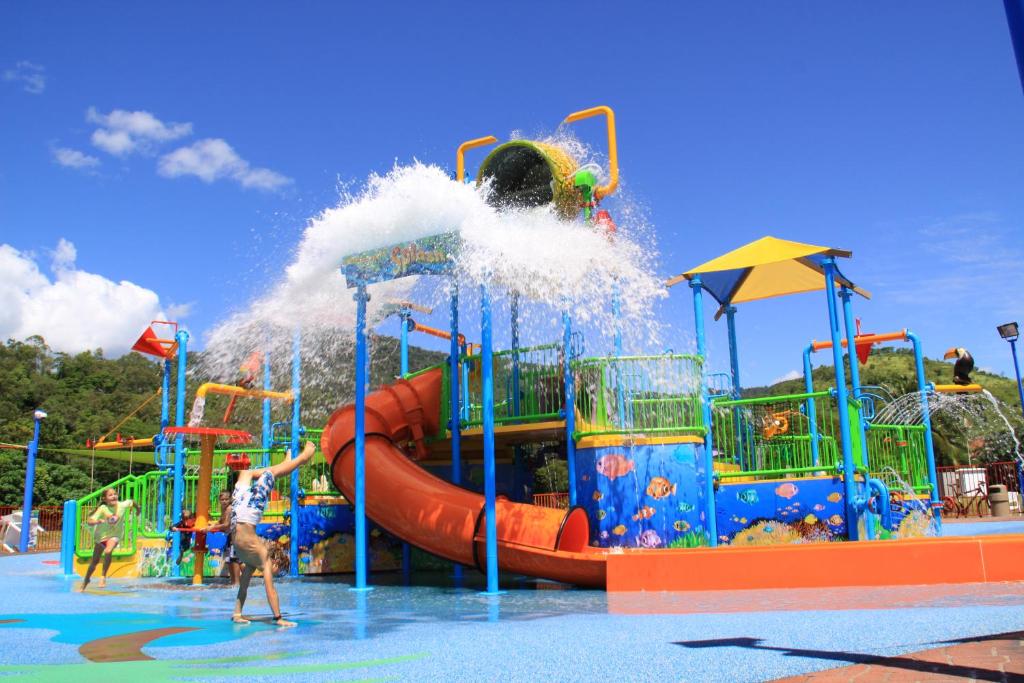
[196,158,671,420]
[872,388,1023,466]
[877,466,939,538]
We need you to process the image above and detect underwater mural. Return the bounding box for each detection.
[574,441,709,548]
[715,476,849,546]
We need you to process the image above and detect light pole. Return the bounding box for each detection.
[997,322,1024,500]
[19,409,47,553]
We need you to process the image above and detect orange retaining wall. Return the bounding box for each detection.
[606,534,1024,592]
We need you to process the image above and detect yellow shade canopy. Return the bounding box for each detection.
[666,236,870,319]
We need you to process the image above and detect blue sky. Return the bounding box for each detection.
[2,2,1023,387]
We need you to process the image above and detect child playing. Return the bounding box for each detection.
[208,490,240,585]
[80,488,140,590]
[171,509,197,565]
[229,441,316,627]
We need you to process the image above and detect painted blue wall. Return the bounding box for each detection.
[574,442,709,548]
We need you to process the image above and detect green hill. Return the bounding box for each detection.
[743,346,1024,467]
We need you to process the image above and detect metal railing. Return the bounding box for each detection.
[460,343,565,428]
[532,492,570,509]
[573,354,704,439]
[711,390,845,478]
[865,424,930,491]
[0,505,63,552]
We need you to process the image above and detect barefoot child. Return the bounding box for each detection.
[81,488,139,590]
[171,509,196,565]
[230,441,317,627]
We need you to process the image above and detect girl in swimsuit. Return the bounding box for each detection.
[228,440,316,627]
[81,488,140,590]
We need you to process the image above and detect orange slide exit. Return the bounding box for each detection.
[320,368,606,587]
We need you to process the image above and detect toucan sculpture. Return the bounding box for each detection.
[943,347,974,385]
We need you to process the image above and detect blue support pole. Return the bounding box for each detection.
[480,283,500,594]
[399,307,411,582]
[725,306,744,468]
[399,309,410,377]
[908,332,942,531]
[156,358,171,533]
[449,281,463,584]
[803,344,821,466]
[353,285,371,591]
[689,276,718,547]
[62,499,76,576]
[822,259,860,541]
[1008,338,1024,496]
[19,413,43,552]
[171,329,189,575]
[839,286,873,539]
[511,292,524,502]
[288,328,302,578]
[1005,0,1024,93]
[263,342,272,468]
[562,309,578,508]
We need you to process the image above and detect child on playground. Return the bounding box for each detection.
[229,440,317,627]
[208,490,240,585]
[80,488,140,590]
[171,509,196,565]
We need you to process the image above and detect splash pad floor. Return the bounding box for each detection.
[2,548,1023,682]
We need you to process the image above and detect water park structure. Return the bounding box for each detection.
[49,105,1024,596]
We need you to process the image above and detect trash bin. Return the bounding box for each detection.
[988,484,1010,517]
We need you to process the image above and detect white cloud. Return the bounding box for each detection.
[771,369,803,384]
[52,147,100,169]
[3,61,45,94]
[165,302,194,319]
[158,138,291,191]
[86,107,192,156]
[0,240,176,356]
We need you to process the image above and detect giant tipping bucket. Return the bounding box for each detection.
[477,140,579,219]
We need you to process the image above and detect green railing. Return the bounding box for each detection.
[75,474,141,558]
[866,423,929,491]
[711,390,848,479]
[573,354,705,439]
[460,343,564,428]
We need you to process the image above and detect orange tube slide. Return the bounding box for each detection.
[320,368,606,587]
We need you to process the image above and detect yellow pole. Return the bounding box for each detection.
[564,105,619,199]
[456,135,498,182]
[192,433,216,586]
[194,382,293,401]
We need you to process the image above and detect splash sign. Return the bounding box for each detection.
[342,233,458,288]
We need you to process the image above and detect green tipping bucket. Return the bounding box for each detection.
[477,140,579,220]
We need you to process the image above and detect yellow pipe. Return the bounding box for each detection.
[564,105,619,199]
[933,383,983,394]
[456,135,498,182]
[194,383,293,401]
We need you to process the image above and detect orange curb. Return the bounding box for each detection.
[606,534,1024,592]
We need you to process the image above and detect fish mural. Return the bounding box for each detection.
[674,520,691,532]
[803,514,818,524]
[775,482,799,499]
[678,501,695,513]
[596,453,636,480]
[736,489,759,505]
[596,510,607,520]
[592,490,603,501]
[827,492,842,503]
[827,514,843,526]
[813,504,826,512]
[646,477,677,500]
[632,506,656,521]
[612,524,627,536]
[637,530,663,548]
